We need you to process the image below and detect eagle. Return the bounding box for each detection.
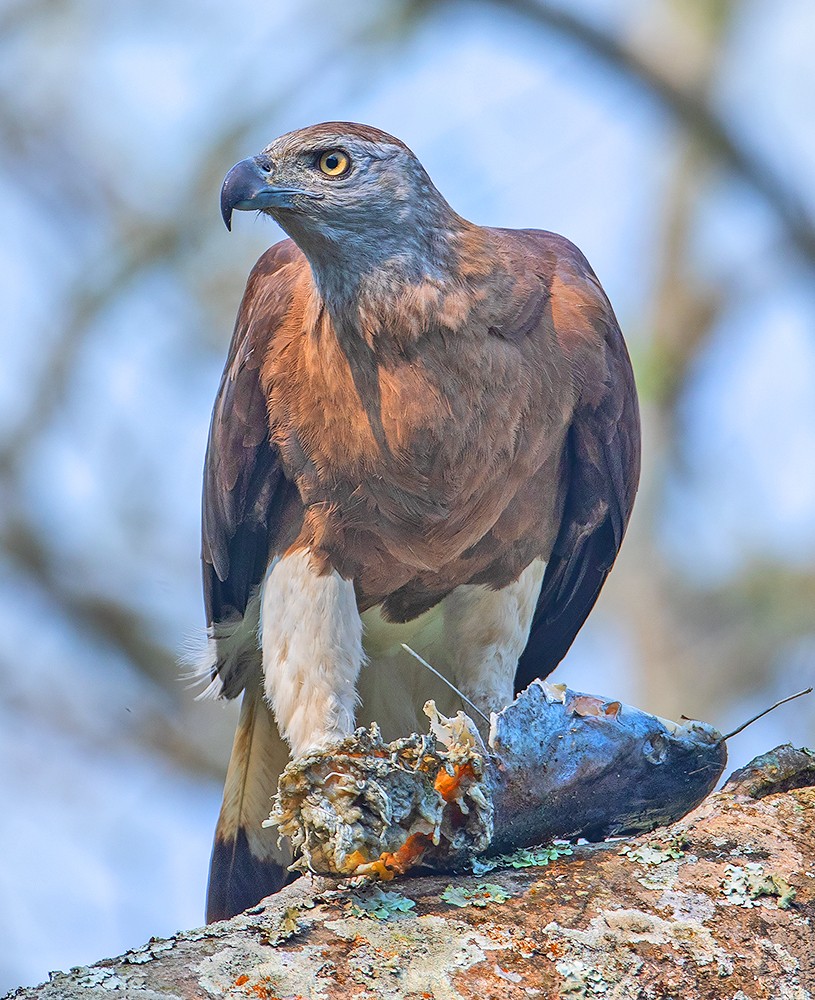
[203,122,640,922]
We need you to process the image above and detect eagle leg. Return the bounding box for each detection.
[259,549,364,757]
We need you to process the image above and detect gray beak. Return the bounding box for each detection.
[220,156,313,230]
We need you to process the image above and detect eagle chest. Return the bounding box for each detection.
[263,329,531,563]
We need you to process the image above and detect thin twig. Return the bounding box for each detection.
[400,643,491,724]
[722,688,813,742]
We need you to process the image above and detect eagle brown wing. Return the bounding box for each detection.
[202,237,306,696]
[203,239,309,922]
[514,232,641,693]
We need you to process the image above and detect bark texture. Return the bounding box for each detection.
[6,745,814,1000]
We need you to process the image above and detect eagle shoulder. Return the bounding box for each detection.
[202,239,308,650]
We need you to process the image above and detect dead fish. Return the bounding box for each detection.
[270,679,727,879]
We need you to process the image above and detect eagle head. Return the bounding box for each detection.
[220,122,458,291]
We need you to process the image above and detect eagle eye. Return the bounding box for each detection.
[318,149,350,177]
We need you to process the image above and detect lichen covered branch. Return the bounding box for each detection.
[9,745,814,999]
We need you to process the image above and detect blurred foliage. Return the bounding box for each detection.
[0,0,813,759]
[1,0,814,984]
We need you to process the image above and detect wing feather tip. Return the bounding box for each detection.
[206,829,294,923]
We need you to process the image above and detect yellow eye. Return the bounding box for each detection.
[318,149,350,177]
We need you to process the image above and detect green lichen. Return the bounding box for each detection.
[471,842,573,874]
[721,863,796,909]
[440,882,511,907]
[620,833,687,866]
[346,886,417,920]
[557,964,608,998]
[274,906,302,942]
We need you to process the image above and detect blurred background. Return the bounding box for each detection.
[1,0,814,990]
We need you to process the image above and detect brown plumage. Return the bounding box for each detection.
[203,122,640,922]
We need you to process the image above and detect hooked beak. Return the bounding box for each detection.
[220,156,317,230]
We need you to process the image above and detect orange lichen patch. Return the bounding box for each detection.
[435,762,476,802]
[570,694,622,719]
[540,940,567,960]
[383,832,433,873]
[359,858,397,881]
[343,850,369,872]
[339,761,482,880]
[352,832,434,879]
[239,979,308,1000]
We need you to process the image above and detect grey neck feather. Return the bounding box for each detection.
[277,169,469,322]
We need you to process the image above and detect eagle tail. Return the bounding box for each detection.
[206,671,294,922]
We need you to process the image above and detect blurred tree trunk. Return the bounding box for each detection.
[8,746,814,1000]
[564,0,801,724]
[616,2,737,720]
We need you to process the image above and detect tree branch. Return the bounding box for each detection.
[6,745,814,998]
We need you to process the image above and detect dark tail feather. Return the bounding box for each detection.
[206,673,295,922]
